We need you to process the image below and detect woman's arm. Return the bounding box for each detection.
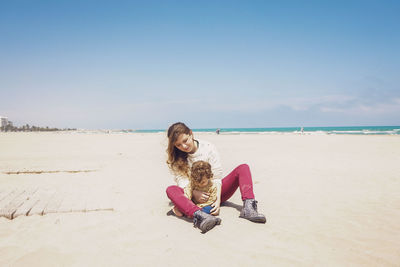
[208,142,223,181]
[174,174,189,189]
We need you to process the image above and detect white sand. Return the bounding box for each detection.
[0,132,399,266]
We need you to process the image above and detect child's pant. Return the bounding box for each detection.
[166,164,256,218]
[201,205,213,214]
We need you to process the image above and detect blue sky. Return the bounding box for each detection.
[1,0,399,129]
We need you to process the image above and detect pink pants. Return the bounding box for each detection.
[166,164,255,218]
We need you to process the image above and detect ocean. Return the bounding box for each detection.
[133,126,400,135]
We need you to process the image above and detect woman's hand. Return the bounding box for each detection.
[192,190,210,203]
[210,199,221,215]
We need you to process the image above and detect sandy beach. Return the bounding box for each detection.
[0,132,399,266]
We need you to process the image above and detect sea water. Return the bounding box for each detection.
[133,126,400,135]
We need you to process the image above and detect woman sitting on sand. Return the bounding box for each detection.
[166,122,266,233]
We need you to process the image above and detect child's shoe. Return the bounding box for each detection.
[193,210,221,233]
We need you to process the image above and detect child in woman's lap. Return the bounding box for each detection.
[173,161,218,216]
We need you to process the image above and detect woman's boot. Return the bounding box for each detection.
[239,199,266,223]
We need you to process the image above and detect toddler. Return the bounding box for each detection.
[172,160,218,216]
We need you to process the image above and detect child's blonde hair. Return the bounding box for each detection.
[190,161,213,186]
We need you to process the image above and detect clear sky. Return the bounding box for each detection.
[1,0,399,129]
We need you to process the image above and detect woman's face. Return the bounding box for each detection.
[174,133,195,153]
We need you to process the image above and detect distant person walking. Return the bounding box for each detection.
[216,128,220,135]
[165,122,266,233]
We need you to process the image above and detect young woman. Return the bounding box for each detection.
[166,122,266,233]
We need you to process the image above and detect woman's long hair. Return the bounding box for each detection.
[166,122,191,177]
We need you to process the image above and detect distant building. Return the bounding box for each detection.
[0,116,8,127]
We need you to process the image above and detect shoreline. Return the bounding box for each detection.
[1,130,400,136]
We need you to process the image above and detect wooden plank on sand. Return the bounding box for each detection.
[43,192,64,214]
[0,190,26,219]
[57,192,74,213]
[70,193,86,213]
[1,188,114,219]
[85,194,99,212]
[0,188,37,219]
[13,188,41,219]
[0,190,18,207]
[28,189,56,216]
